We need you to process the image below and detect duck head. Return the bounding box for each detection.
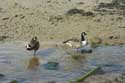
[81,32,87,41]
[81,32,87,36]
[32,36,37,41]
[26,36,38,50]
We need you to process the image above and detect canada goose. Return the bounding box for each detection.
[63,32,92,53]
[26,37,40,56]
[63,32,88,48]
[80,32,88,46]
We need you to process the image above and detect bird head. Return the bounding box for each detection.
[32,36,37,41]
[81,32,87,36]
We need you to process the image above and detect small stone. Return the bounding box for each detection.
[9,80,18,83]
[43,61,59,70]
[14,14,18,17]
[45,81,56,83]
[114,77,119,82]
[94,67,105,75]
[0,74,5,78]
[109,35,119,39]
[77,2,84,4]
[105,80,112,83]
[47,0,51,3]
[2,17,9,20]
[109,36,114,39]
[0,35,9,41]
[119,26,125,28]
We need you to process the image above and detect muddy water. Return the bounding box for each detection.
[88,45,125,73]
[0,41,125,83]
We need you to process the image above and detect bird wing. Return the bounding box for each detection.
[63,38,80,43]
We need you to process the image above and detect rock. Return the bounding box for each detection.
[109,36,114,39]
[48,15,63,22]
[2,17,9,20]
[66,8,84,15]
[43,61,59,70]
[47,0,51,3]
[0,35,9,41]
[98,3,116,9]
[77,2,84,5]
[109,35,120,39]
[14,14,25,19]
[97,0,125,11]
[105,80,112,83]
[66,8,95,16]
[119,26,125,28]
[9,80,18,83]
[0,74,5,78]
[94,67,105,75]
[116,17,123,21]
[82,11,94,16]
[0,8,4,12]
[114,77,119,82]
[8,78,26,83]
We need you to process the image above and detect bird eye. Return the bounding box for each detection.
[29,45,31,47]
[33,37,37,40]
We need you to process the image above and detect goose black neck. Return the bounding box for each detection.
[81,34,85,41]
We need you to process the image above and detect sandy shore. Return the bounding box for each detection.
[0,0,125,46]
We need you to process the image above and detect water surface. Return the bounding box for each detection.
[0,41,125,83]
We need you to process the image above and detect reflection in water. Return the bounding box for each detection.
[0,41,125,83]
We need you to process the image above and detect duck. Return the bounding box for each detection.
[26,36,40,56]
[80,32,88,46]
[63,32,88,48]
[63,32,92,53]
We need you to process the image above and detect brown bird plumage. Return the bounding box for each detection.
[26,37,40,56]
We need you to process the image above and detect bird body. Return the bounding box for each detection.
[81,40,88,46]
[26,37,40,56]
[63,32,88,48]
[80,32,88,46]
[63,38,80,48]
[63,32,92,53]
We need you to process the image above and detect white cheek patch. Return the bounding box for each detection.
[26,44,30,48]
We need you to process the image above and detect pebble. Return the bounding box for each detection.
[0,74,5,78]
[9,80,18,83]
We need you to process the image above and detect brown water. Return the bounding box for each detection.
[0,41,125,83]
